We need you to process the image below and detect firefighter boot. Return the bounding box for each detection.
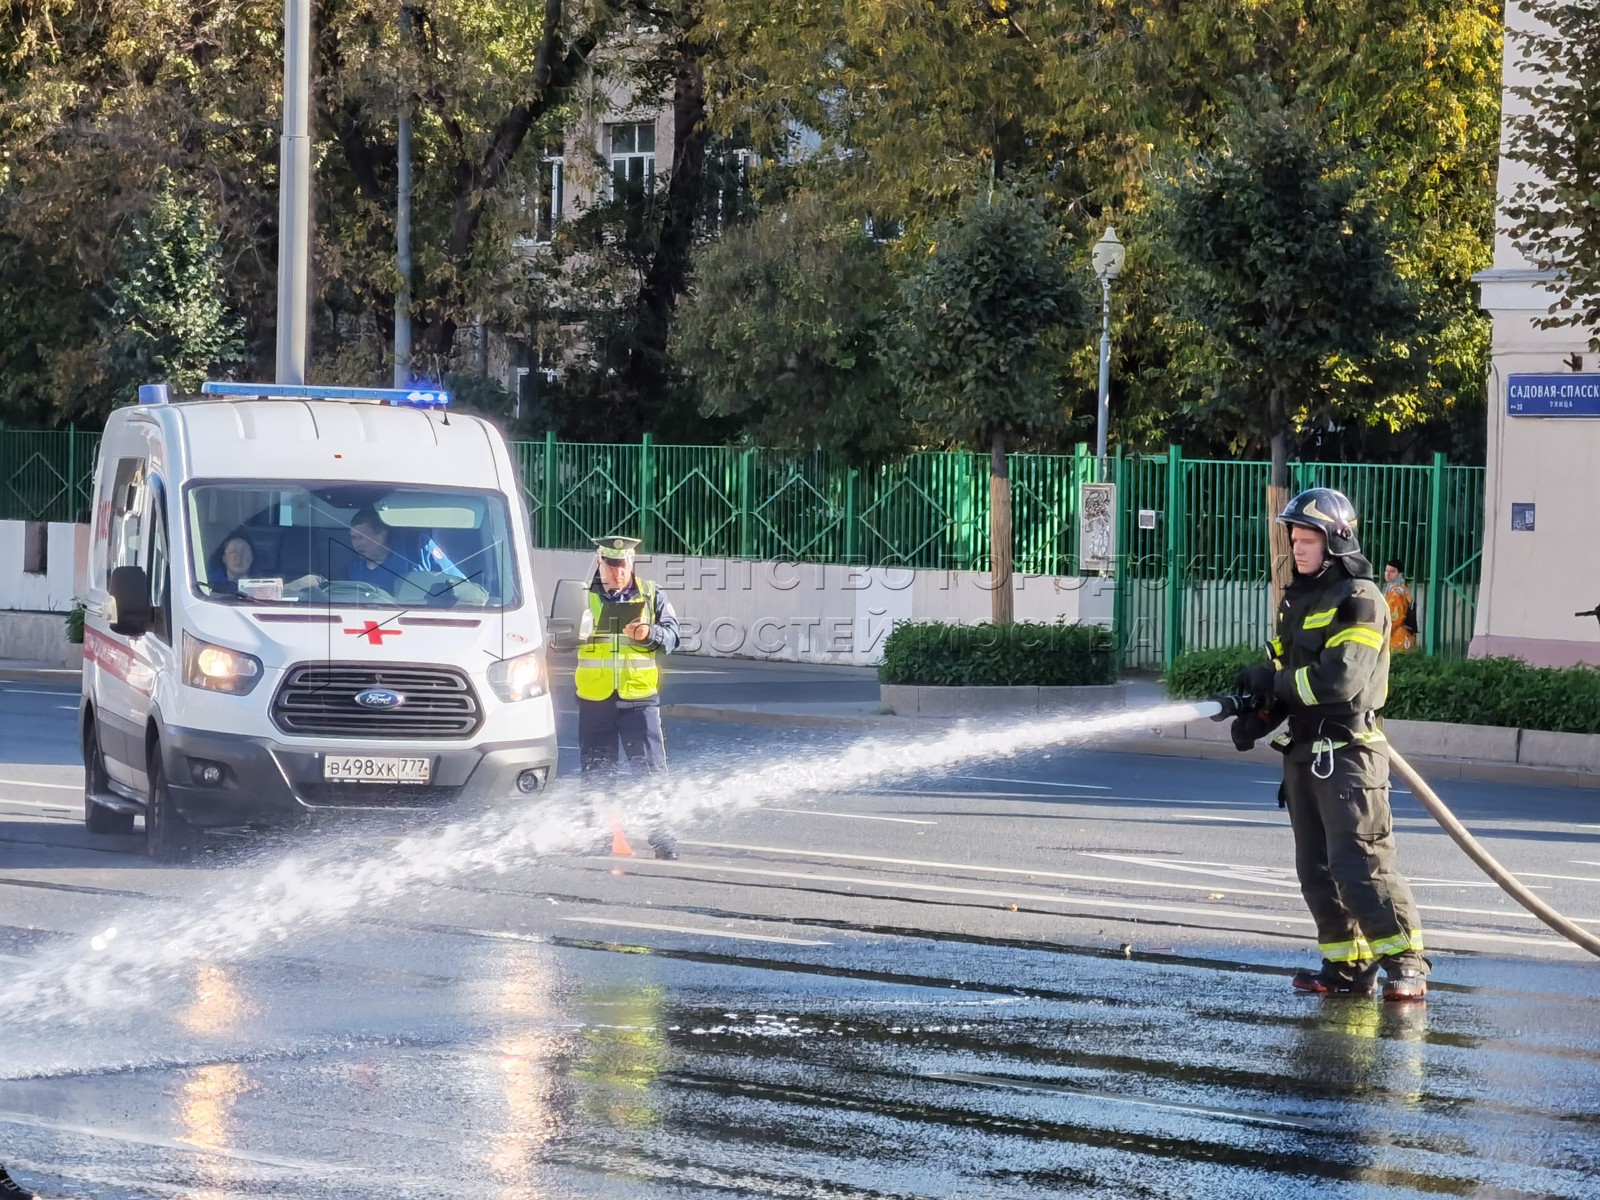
[0,1164,40,1199]
[1291,960,1379,996]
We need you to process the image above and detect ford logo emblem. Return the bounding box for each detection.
[354,689,404,710]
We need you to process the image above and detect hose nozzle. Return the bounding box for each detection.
[1205,693,1254,722]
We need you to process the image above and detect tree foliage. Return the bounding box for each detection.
[1157,105,1430,486]
[1505,0,1600,349]
[889,185,1086,621]
[99,179,246,405]
[671,194,908,464]
[891,187,1084,450]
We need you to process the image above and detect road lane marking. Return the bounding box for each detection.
[680,841,1297,899]
[1081,853,1300,888]
[0,1110,348,1172]
[562,917,830,946]
[0,798,75,811]
[645,861,1580,950]
[1253,778,1412,795]
[1170,813,1282,826]
[1081,852,1505,892]
[767,808,937,825]
[868,788,1241,807]
[0,779,78,790]
[1524,871,1600,884]
[954,777,1110,790]
[0,688,78,697]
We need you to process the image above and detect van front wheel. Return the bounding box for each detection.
[145,748,198,863]
[83,720,134,836]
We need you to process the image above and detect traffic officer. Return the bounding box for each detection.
[1230,488,1429,1001]
[575,536,681,859]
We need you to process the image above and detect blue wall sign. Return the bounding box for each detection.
[1507,373,1600,417]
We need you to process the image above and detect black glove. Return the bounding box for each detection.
[1230,709,1273,752]
[1234,664,1276,705]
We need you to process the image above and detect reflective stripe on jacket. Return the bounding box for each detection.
[1268,565,1391,741]
[575,579,660,702]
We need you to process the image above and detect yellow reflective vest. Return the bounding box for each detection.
[574,580,661,702]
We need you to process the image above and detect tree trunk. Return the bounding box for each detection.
[990,429,1014,625]
[622,41,710,421]
[1267,427,1293,611]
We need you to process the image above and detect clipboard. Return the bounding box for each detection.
[594,597,646,637]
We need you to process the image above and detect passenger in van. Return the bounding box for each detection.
[206,534,259,595]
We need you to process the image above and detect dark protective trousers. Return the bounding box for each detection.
[577,697,674,851]
[578,697,668,776]
[1282,743,1427,974]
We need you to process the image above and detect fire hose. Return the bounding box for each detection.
[1197,696,1600,960]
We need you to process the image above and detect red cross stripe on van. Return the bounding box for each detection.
[345,621,402,645]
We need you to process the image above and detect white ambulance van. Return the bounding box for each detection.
[80,381,557,860]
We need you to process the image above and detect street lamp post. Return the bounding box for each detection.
[1090,227,1126,482]
[277,0,311,385]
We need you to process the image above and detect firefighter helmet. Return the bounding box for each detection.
[1277,487,1360,557]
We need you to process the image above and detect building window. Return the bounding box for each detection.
[608,122,656,199]
[702,146,754,233]
[865,214,903,243]
[533,146,564,242]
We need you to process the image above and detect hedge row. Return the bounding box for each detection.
[1166,644,1600,735]
[879,621,1117,687]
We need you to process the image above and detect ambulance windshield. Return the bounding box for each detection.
[186,482,521,609]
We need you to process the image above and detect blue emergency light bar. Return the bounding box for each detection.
[199,381,452,408]
[138,383,171,404]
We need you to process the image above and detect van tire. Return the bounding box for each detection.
[83,720,134,836]
[145,748,197,863]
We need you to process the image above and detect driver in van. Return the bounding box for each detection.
[290,507,467,596]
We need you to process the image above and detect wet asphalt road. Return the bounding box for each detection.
[2,665,1600,1199]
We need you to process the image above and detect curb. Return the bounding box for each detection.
[0,666,79,685]
[662,703,1600,791]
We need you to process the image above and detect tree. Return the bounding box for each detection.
[1504,0,1600,349]
[1158,104,1430,595]
[98,181,246,405]
[695,0,1501,460]
[671,194,910,464]
[889,187,1085,623]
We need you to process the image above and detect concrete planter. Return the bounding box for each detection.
[881,682,1127,716]
[63,643,83,671]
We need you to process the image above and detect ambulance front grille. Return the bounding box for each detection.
[271,663,481,739]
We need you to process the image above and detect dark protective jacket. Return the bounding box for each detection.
[1266,555,1391,746]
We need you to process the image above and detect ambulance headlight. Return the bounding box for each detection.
[487,649,547,702]
[183,633,263,696]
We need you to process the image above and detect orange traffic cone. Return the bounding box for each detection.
[610,821,636,857]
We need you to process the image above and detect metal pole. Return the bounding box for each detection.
[393,6,414,388]
[1095,275,1112,482]
[276,0,311,385]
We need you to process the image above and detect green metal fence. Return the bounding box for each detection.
[1112,450,1484,668]
[0,428,1482,666]
[0,428,101,524]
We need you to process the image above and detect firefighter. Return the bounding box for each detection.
[1230,488,1429,1001]
[575,536,681,859]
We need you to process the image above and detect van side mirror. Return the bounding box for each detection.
[107,565,152,637]
[546,577,591,651]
